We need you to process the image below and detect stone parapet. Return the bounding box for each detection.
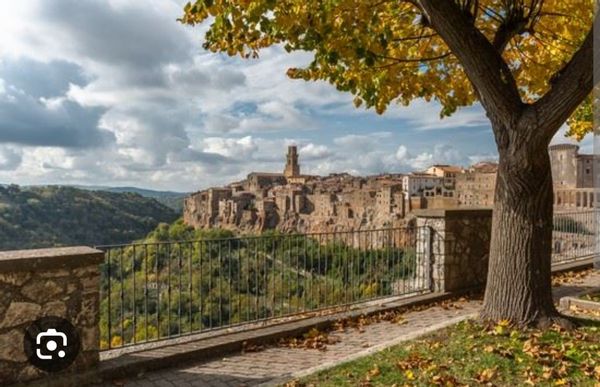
[0,247,103,385]
[414,208,493,292]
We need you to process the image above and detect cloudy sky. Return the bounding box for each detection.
[0,0,593,192]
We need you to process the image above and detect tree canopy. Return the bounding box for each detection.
[181,0,594,140]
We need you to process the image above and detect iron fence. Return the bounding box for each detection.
[97,227,427,350]
[96,210,597,351]
[552,209,599,264]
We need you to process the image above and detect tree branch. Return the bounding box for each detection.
[533,16,597,141]
[416,0,524,127]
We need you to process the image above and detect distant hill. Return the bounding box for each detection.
[59,185,188,211]
[0,185,179,251]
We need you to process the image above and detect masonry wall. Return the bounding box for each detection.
[415,209,493,292]
[0,247,103,385]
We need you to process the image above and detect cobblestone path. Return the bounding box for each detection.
[104,269,600,387]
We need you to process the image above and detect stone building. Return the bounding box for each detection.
[455,162,498,207]
[402,171,460,211]
[284,145,300,178]
[549,144,599,210]
[402,173,444,197]
[453,145,598,210]
[426,164,463,188]
[549,143,596,188]
[247,172,287,191]
[183,146,408,233]
[183,143,596,234]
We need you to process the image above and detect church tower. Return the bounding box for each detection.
[284,145,300,178]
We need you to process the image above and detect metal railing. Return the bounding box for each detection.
[552,209,599,264]
[96,210,597,351]
[98,227,426,350]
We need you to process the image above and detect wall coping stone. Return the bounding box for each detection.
[413,208,493,218]
[0,246,104,272]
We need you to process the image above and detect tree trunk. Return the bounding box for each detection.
[480,131,567,327]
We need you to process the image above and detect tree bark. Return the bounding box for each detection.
[480,125,564,327]
[416,0,596,328]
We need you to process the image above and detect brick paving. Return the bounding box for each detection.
[101,269,600,387]
[101,301,480,387]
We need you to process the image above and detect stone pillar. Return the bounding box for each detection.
[0,247,103,385]
[414,209,493,292]
[595,206,600,270]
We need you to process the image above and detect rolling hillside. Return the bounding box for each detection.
[68,185,187,211]
[0,185,179,250]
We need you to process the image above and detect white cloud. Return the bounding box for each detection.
[396,144,465,170]
[395,145,409,161]
[299,143,330,160]
[9,0,590,192]
[0,145,22,170]
[202,136,258,159]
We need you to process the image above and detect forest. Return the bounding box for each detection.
[99,220,419,349]
[0,185,179,250]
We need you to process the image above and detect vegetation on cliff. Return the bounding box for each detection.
[0,184,179,250]
[100,220,417,348]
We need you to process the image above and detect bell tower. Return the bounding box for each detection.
[284,145,300,178]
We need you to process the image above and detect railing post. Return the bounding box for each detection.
[423,226,434,292]
[595,208,600,269]
[415,224,436,292]
[0,247,103,385]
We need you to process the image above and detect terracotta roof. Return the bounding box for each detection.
[470,162,498,173]
[429,165,463,173]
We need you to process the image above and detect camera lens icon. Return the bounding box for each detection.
[36,328,68,360]
[24,317,80,373]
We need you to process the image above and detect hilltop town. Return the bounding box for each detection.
[183,144,597,233]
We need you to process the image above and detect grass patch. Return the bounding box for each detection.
[292,319,600,386]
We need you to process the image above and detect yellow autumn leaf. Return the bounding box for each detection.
[368,365,381,377]
[476,367,498,383]
[180,0,594,137]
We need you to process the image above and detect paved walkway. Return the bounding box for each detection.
[103,270,600,387]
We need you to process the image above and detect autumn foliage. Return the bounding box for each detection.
[180,0,594,139]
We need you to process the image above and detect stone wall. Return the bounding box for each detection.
[415,209,493,292]
[0,247,103,385]
[596,210,600,270]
